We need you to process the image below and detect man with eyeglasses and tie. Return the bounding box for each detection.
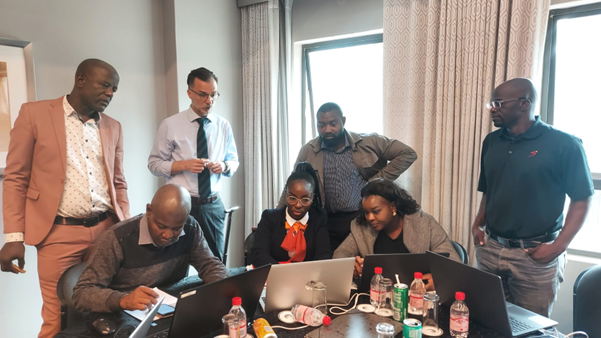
[472,78,593,317]
[149,67,238,260]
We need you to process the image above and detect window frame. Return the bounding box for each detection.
[541,2,601,258]
[300,34,383,144]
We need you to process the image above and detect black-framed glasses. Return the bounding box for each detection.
[287,196,313,207]
[486,97,529,110]
[189,88,220,101]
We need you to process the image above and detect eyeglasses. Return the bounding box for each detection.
[287,196,313,207]
[189,88,220,101]
[486,97,528,110]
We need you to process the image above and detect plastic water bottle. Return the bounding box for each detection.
[290,304,332,326]
[450,292,469,337]
[408,272,426,316]
[228,297,247,337]
[370,267,384,307]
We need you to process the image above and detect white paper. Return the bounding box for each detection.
[124,288,178,322]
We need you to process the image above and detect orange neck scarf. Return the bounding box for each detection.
[280,221,308,262]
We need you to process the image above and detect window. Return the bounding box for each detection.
[543,3,601,257]
[301,34,383,143]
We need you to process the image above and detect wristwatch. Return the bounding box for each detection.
[222,161,230,174]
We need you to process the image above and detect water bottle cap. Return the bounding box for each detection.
[323,316,331,326]
[455,292,465,300]
[374,267,382,274]
[414,272,422,279]
[232,297,242,306]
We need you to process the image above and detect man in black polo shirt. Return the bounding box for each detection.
[472,78,593,317]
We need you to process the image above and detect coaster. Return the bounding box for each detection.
[422,326,444,336]
[357,304,375,313]
[374,308,394,317]
[278,310,296,324]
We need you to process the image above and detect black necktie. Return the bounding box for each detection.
[196,118,211,197]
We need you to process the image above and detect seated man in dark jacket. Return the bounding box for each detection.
[72,184,228,312]
[250,162,332,267]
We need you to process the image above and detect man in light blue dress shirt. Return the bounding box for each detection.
[148,67,238,260]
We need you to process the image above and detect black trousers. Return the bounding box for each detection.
[327,210,360,251]
[190,196,226,260]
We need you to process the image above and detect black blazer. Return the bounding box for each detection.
[250,207,332,268]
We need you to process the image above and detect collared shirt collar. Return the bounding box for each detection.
[186,107,213,124]
[138,215,186,247]
[285,207,309,226]
[63,95,101,123]
[499,116,546,141]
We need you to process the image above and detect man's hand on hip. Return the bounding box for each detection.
[525,241,566,265]
[119,286,159,311]
[0,242,25,274]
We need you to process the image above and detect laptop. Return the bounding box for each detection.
[359,253,447,293]
[426,251,557,337]
[144,265,271,338]
[263,257,355,312]
[129,296,165,338]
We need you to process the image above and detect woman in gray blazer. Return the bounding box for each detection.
[333,178,460,288]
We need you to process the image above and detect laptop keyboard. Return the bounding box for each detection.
[509,317,534,333]
[147,330,169,338]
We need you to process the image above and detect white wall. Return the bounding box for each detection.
[172,0,245,268]
[0,0,166,336]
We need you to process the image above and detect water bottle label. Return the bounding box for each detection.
[450,316,469,332]
[229,322,247,337]
[370,287,384,303]
[409,295,423,309]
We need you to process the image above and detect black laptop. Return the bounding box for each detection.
[427,251,557,337]
[359,253,438,292]
[144,265,271,338]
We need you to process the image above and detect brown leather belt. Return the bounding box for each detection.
[54,211,110,228]
[191,193,219,205]
[486,228,560,249]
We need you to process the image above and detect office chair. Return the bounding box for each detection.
[451,241,469,265]
[573,264,601,337]
[244,227,258,266]
[222,206,240,266]
[56,262,87,330]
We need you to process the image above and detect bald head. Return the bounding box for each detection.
[151,184,192,217]
[493,78,537,110]
[75,58,117,79]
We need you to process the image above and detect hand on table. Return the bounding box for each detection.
[0,242,25,274]
[119,286,159,311]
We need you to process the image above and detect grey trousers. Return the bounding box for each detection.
[475,234,566,317]
[190,196,226,261]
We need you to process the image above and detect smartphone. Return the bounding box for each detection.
[157,304,175,317]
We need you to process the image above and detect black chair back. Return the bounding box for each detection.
[56,262,87,330]
[451,240,469,265]
[573,264,601,336]
[222,206,240,266]
[244,229,258,266]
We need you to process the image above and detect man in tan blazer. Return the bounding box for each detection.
[0,59,130,337]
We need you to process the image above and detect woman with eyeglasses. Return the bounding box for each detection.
[250,162,332,267]
[333,178,460,289]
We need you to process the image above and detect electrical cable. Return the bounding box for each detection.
[113,324,135,338]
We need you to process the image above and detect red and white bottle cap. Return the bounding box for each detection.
[232,297,242,306]
[414,272,423,279]
[455,292,465,301]
[375,267,382,274]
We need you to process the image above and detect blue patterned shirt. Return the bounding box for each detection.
[322,135,367,213]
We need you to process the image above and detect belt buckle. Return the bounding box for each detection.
[83,215,100,227]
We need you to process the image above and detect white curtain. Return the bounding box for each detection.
[383,0,550,261]
[242,0,292,235]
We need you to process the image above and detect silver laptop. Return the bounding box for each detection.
[427,252,557,337]
[129,296,165,338]
[263,257,355,312]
